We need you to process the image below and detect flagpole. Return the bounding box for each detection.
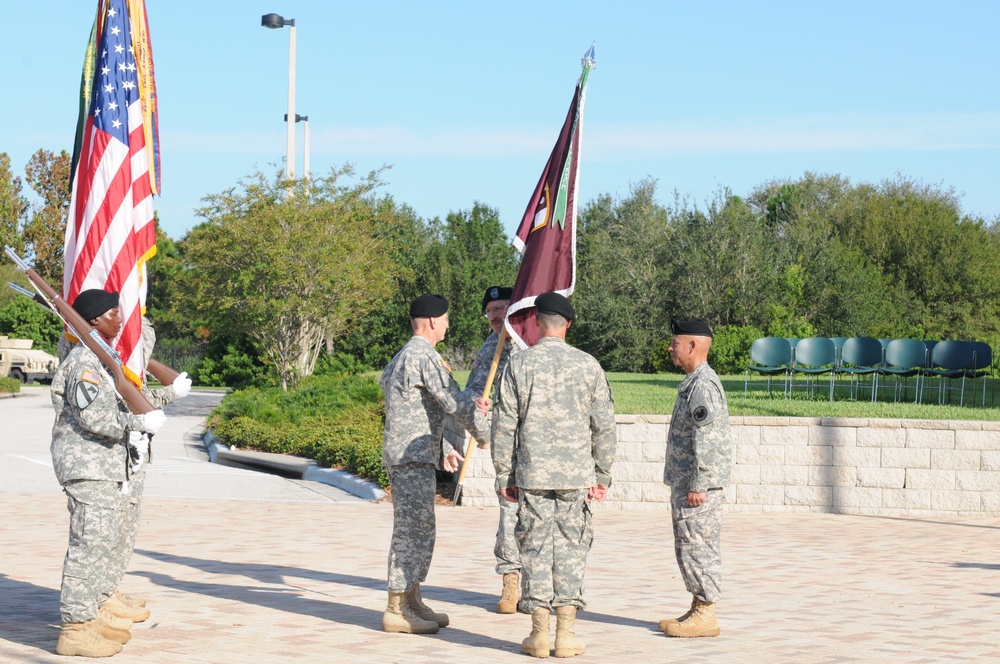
[452,326,508,506]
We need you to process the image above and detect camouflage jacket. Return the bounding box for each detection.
[442,331,515,453]
[380,335,490,469]
[663,361,733,492]
[491,336,617,490]
[50,345,146,484]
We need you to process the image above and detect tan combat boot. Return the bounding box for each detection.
[383,591,440,634]
[104,592,151,623]
[497,572,520,614]
[664,599,720,638]
[405,583,449,627]
[520,608,551,658]
[96,606,132,644]
[658,595,698,632]
[553,606,585,658]
[55,620,123,657]
[113,589,147,608]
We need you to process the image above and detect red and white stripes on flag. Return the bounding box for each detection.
[64,0,158,387]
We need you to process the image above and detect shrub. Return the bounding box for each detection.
[313,351,372,377]
[210,374,388,487]
[650,339,674,374]
[213,416,284,450]
[710,325,765,374]
[0,376,20,394]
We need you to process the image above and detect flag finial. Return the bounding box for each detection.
[582,42,596,68]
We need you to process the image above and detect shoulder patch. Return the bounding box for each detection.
[693,405,709,422]
[440,358,453,373]
[73,381,100,409]
[471,358,480,369]
[80,369,101,386]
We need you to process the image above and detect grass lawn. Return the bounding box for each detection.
[454,371,1000,421]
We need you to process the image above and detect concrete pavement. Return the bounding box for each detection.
[2,386,999,662]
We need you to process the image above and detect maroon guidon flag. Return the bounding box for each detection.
[505,45,595,349]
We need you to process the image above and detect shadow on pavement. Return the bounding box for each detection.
[0,574,59,657]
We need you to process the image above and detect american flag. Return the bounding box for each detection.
[64,0,158,387]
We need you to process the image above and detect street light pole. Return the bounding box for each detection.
[285,113,310,180]
[261,13,296,180]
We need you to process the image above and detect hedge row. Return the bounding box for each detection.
[210,375,389,488]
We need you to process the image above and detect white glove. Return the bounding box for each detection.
[142,409,167,434]
[172,371,192,399]
[128,431,149,469]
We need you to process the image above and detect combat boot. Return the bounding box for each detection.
[553,606,585,658]
[520,608,551,658]
[405,583,449,627]
[383,591,440,634]
[497,572,520,614]
[113,589,147,609]
[96,606,132,644]
[664,599,720,638]
[658,595,698,632]
[104,592,151,623]
[55,620,123,657]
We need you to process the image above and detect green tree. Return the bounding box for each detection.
[180,166,397,390]
[574,179,673,372]
[423,202,518,365]
[23,149,71,284]
[0,296,63,354]
[333,197,437,369]
[0,153,29,301]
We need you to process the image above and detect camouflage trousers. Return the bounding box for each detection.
[670,486,724,603]
[386,463,436,593]
[516,488,593,613]
[100,465,146,603]
[494,479,521,575]
[60,480,124,623]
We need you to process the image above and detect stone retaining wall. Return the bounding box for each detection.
[461,416,1000,516]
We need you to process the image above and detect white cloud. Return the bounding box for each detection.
[162,111,1000,159]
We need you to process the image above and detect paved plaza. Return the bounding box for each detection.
[1,387,998,663]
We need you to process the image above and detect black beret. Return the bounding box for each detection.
[481,286,514,313]
[73,289,120,321]
[535,292,575,322]
[409,294,449,318]
[671,319,713,338]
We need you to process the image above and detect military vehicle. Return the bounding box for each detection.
[0,336,59,384]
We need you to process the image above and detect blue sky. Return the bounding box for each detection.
[4,1,1000,240]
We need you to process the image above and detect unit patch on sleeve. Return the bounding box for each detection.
[73,381,100,409]
[693,405,709,422]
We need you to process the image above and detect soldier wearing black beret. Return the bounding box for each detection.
[659,318,732,638]
[379,294,491,635]
[445,285,524,613]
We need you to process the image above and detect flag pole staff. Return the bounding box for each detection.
[452,326,509,506]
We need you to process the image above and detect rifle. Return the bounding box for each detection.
[3,246,156,417]
[7,281,180,386]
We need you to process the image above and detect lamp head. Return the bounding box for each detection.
[261,13,293,28]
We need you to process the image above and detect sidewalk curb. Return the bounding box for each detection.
[202,431,385,501]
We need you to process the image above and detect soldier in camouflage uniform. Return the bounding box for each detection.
[380,294,491,635]
[50,290,167,657]
[491,292,617,658]
[100,316,192,624]
[660,319,732,638]
[442,286,523,613]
